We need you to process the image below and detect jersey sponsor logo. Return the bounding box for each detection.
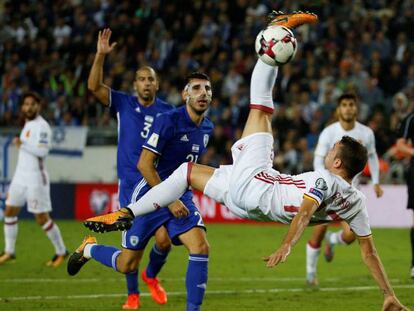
[180,134,189,142]
[144,115,154,123]
[315,178,328,190]
[309,188,324,200]
[203,134,209,147]
[130,235,139,246]
[147,133,159,147]
[135,107,141,113]
[192,144,200,153]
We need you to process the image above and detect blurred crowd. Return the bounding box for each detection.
[1,0,414,182]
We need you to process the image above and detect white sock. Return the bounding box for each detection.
[42,220,66,255]
[329,230,346,245]
[128,162,190,216]
[306,242,320,274]
[250,59,279,113]
[83,243,96,259]
[4,216,18,254]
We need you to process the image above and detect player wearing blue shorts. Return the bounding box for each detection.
[70,71,214,311]
[87,28,174,309]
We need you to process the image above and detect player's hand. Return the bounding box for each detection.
[12,137,22,147]
[262,244,291,267]
[382,295,410,311]
[168,200,189,218]
[97,28,117,55]
[374,184,384,198]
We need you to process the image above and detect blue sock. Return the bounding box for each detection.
[186,254,208,311]
[91,245,121,272]
[146,244,170,278]
[126,270,139,295]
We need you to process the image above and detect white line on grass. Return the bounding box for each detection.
[0,276,407,283]
[1,284,414,302]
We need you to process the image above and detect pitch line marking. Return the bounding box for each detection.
[1,284,414,302]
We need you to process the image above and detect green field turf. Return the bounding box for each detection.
[0,220,413,311]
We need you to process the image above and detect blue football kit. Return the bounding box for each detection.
[123,105,214,250]
[109,89,173,206]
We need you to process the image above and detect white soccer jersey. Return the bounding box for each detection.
[256,169,370,237]
[12,115,51,184]
[314,122,376,165]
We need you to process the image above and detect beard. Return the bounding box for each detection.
[24,111,37,120]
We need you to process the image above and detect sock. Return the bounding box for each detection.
[91,245,122,272]
[146,244,171,278]
[250,59,278,113]
[329,230,346,245]
[126,270,139,295]
[128,162,190,216]
[4,216,18,254]
[186,254,208,311]
[306,242,320,275]
[42,220,66,255]
[411,228,414,267]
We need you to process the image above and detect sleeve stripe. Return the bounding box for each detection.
[303,194,320,206]
[142,146,161,155]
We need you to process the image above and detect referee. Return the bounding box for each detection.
[396,108,414,278]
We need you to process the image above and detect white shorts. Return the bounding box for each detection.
[204,133,275,219]
[6,176,52,214]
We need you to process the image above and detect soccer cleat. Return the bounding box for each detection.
[411,267,414,279]
[122,293,141,310]
[84,208,134,233]
[324,231,335,262]
[67,236,97,276]
[306,272,319,287]
[141,269,167,305]
[267,10,318,29]
[46,250,70,267]
[0,252,16,265]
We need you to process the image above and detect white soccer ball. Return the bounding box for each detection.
[255,26,297,66]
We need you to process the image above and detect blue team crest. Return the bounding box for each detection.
[203,134,209,147]
[130,236,139,246]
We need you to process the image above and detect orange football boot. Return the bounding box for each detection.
[268,10,318,29]
[141,269,167,305]
[122,293,141,310]
[84,208,134,233]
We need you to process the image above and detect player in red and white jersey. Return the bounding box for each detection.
[305,94,384,286]
[85,57,407,310]
[0,92,68,267]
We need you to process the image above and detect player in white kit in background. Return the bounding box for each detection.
[85,54,408,310]
[0,92,68,267]
[306,93,384,285]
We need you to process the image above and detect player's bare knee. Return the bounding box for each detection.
[34,213,50,226]
[155,239,172,252]
[117,255,139,273]
[4,206,19,217]
[189,240,210,255]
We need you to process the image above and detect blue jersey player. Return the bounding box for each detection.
[86,28,174,309]
[70,71,214,311]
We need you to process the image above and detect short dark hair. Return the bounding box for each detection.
[21,92,41,105]
[185,72,210,85]
[337,136,368,179]
[336,93,358,107]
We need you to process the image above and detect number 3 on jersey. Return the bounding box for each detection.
[141,121,152,138]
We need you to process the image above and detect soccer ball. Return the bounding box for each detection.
[255,26,297,66]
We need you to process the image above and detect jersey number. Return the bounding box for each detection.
[141,121,152,139]
[186,154,199,162]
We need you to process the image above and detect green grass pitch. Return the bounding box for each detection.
[0,220,413,310]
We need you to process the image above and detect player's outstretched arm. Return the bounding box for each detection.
[264,198,318,267]
[358,236,410,310]
[87,28,117,106]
